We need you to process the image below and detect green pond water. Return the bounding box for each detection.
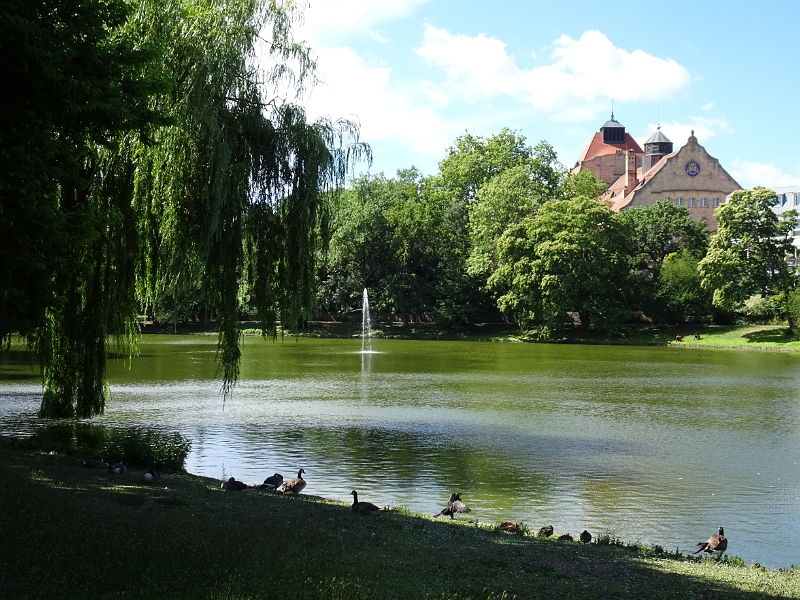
[2,335,800,568]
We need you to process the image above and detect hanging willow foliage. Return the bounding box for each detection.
[36,0,369,417]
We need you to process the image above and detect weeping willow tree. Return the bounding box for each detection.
[36,0,369,418]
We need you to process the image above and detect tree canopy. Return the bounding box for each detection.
[2,0,368,417]
[491,196,632,339]
[699,187,797,310]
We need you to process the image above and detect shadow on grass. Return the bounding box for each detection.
[742,327,793,344]
[1,446,798,600]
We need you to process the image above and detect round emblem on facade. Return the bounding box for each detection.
[685,160,700,177]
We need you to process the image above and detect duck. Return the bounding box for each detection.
[499,522,519,533]
[433,493,471,519]
[140,469,161,485]
[558,533,573,541]
[538,525,554,537]
[694,527,727,557]
[580,530,592,544]
[260,473,284,490]
[221,477,248,491]
[81,458,109,469]
[350,490,381,514]
[276,469,306,495]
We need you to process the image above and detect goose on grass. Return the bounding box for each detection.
[350,490,381,514]
[277,469,306,495]
[694,527,727,557]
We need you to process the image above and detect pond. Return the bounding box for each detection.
[2,336,799,568]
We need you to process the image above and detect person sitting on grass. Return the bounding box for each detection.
[675,334,682,342]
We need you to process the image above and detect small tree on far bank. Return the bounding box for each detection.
[655,250,712,323]
[699,187,797,312]
[786,287,800,339]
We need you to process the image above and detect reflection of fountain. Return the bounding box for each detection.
[361,288,371,353]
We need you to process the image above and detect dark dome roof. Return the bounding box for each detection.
[645,127,672,144]
[601,117,624,129]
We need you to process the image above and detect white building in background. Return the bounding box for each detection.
[770,186,800,251]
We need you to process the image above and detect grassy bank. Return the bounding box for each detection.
[1,443,798,599]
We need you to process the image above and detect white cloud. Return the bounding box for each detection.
[644,117,733,146]
[729,159,800,189]
[416,28,692,120]
[300,0,431,44]
[701,102,714,110]
[300,46,460,161]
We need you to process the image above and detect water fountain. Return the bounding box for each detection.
[361,288,371,353]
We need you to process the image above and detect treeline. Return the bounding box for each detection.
[316,130,800,339]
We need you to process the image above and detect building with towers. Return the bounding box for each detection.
[571,115,741,232]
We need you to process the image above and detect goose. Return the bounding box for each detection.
[221,477,248,491]
[350,490,381,514]
[580,530,592,544]
[276,469,306,495]
[694,527,727,557]
[140,469,161,485]
[538,525,554,538]
[260,473,284,490]
[558,533,573,541]
[81,458,108,469]
[108,462,126,475]
[433,493,471,519]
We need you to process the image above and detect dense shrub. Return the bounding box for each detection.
[787,288,800,340]
[30,424,191,471]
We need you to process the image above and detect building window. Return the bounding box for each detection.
[688,197,696,207]
[701,197,708,207]
[676,197,683,206]
[795,194,800,206]
[713,197,720,207]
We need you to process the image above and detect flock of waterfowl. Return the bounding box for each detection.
[213,467,729,557]
[81,459,728,557]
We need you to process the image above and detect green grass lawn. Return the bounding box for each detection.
[1,443,799,599]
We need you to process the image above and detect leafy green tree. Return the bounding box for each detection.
[4,0,368,418]
[316,176,392,317]
[319,170,443,325]
[786,287,800,339]
[619,200,709,274]
[699,187,797,311]
[491,196,632,339]
[381,169,442,325]
[654,251,712,323]
[428,130,561,323]
[0,0,159,348]
[618,200,709,320]
[467,143,568,285]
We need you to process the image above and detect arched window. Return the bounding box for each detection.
[688,197,696,207]
[676,197,683,206]
[713,197,720,207]
[701,197,708,207]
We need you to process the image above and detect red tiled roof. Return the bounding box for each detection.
[578,132,644,163]
[605,150,679,211]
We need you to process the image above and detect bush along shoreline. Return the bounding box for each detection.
[1,437,799,599]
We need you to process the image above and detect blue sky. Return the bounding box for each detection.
[287,0,800,187]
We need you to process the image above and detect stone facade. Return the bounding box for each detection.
[606,131,741,232]
[574,117,741,233]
